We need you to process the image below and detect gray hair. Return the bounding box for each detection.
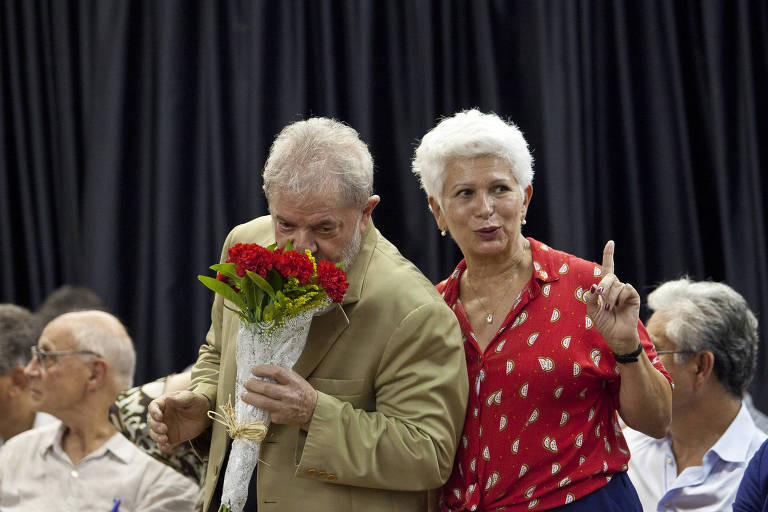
[647,277,758,397]
[0,304,40,374]
[263,117,374,208]
[55,311,136,391]
[412,109,534,206]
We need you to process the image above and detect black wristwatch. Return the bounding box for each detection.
[612,343,643,364]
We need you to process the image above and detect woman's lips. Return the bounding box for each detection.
[475,226,500,239]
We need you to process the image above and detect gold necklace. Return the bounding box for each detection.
[465,270,515,324]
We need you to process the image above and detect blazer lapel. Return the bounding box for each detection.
[293,303,349,378]
[293,222,377,377]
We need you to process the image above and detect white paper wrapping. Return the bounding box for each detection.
[219,304,329,512]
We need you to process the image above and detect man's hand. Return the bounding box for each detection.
[243,365,318,430]
[148,390,212,452]
[584,240,642,355]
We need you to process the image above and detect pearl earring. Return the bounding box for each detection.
[521,219,527,226]
[440,229,446,237]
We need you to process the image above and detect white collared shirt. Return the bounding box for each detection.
[0,422,198,512]
[625,403,767,512]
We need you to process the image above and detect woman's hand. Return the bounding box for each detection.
[584,240,641,355]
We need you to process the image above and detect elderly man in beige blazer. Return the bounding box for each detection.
[149,117,468,511]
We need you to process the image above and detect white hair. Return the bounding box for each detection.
[58,311,136,391]
[647,277,758,397]
[412,109,534,206]
[263,117,374,208]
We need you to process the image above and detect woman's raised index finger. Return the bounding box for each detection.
[602,240,615,275]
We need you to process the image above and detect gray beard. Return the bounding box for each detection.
[339,221,363,271]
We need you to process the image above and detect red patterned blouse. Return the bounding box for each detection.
[437,238,671,511]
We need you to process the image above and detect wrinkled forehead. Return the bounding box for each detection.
[38,322,77,351]
[270,190,361,223]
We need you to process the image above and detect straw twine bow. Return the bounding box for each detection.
[207,396,268,442]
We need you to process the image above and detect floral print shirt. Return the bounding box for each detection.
[437,238,671,511]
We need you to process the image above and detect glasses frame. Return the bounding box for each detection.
[655,349,697,356]
[30,346,102,370]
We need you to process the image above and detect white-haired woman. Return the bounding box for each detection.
[412,110,673,511]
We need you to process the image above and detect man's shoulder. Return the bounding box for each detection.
[229,216,274,245]
[624,427,668,462]
[112,433,198,487]
[366,233,445,307]
[0,421,59,456]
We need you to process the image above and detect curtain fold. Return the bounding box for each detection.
[2,0,766,409]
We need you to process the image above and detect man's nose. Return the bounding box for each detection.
[25,357,41,378]
[291,230,318,254]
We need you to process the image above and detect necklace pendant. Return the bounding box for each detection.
[486,313,493,324]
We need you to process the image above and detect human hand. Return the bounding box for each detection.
[584,240,641,355]
[148,390,212,452]
[242,365,318,430]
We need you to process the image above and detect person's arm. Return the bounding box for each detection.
[293,301,468,490]
[733,439,768,512]
[148,229,236,450]
[585,241,672,439]
[614,325,672,438]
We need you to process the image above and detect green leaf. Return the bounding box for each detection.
[285,239,295,252]
[198,276,247,312]
[246,270,275,298]
[210,263,238,279]
[266,269,283,294]
[254,288,265,322]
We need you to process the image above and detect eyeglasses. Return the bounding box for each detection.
[655,350,697,356]
[30,346,102,370]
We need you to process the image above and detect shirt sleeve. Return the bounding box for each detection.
[733,438,768,512]
[191,228,237,408]
[294,301,469,490]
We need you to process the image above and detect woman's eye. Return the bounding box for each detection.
[493,185,511,193]
[456,189,473,198]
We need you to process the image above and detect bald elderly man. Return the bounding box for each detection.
[0,311,198,511]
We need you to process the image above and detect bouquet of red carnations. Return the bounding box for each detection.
[198,241,348,512]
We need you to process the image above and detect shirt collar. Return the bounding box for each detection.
[42,422,135,465]
[708,402,759,463]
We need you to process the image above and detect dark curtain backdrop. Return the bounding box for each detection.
[2,1,766,409]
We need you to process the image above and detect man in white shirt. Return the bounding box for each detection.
[0,310,198,511]
[0,304,57,448]
[625,278,766,512]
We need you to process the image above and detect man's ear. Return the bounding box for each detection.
[8,366,29,395]
[86,359,109,392]
[359,195,380,231]
[692,350,715,387]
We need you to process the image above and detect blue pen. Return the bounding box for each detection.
[110,498,121,512]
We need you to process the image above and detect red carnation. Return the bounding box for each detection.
[216,272,229,283]
[275,251,314,284]
[316,260,349,303]
[227,243,276,278]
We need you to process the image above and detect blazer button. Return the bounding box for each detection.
[326,474,337,481]
[307,468,317,475]
[317,470,327,477]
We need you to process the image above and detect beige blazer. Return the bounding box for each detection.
[192,217,468,511]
